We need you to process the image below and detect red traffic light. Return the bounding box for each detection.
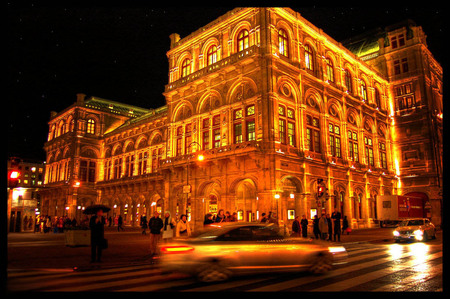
[318,185,324,197]
[9,171,20,179]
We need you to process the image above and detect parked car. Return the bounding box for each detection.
[159,222,347,282]
[393,218,436,242]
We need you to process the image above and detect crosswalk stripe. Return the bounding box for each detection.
[311,251,443,292]
[371,263,443,292]
[182,277,270,292]
[249,247,434,292]
[8,267,161,292]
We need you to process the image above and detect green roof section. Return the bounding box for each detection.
[84,96,150,118]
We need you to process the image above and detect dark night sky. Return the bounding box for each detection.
[7,3,445,162]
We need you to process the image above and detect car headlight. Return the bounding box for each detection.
[393,231,400,237]
[413,229,423,236]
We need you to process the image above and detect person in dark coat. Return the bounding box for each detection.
[148,211,164,256]
[342,215,349,235]
[291,216,301,237]
[313,214,320,239]
[331,209,342,242]
[89,209,106,263]
[326,214,333,241]
[117,215,124,231]
[300,215,309,238]
[141,215,148,235]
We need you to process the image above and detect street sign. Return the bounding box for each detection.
[183,185,191,194]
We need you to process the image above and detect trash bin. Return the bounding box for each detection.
[64,229,91,247]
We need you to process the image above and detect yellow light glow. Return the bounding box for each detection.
[197,154,205,161]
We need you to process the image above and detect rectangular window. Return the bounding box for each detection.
[279,119,286,144]
[247,120,255,141]
[234,123,243,144]
[203,131,210,150]
[213,128,221,148]
[287,122,295,146]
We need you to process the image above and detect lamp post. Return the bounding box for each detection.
[182,141,205,218]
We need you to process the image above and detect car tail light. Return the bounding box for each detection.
[161,245,195,254]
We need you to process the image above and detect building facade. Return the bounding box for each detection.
[41,7,443,231]
[7,157,45,232]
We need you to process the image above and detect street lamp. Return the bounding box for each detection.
[183,141,205,217]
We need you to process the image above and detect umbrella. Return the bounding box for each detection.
[83,204,111,215]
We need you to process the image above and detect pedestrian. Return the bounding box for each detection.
[141,215,148,235]
[89,208,106,263]
[267,211,278,224]
[108,216,112,227]
[313,214,320,239]
[215,209,226,223]
[230,212,238,222]
[326,214,333,241]
[331,209,342,242]
[148,211,164,256]
[260,213,268,223]
[342,215,350,235]
[225,211,231,222]
[117,215,124,232]
[319,213,328,240]
[300,215,308,238]
[291,216,301,237]
[162,211,176,242]
[203,213,214,226]
[176,214,191,238]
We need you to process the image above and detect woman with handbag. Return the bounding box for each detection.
[162,211,176,242]
[89,208,106,263]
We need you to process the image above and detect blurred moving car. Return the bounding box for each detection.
[159,222,347,282]
[393,218,436,242]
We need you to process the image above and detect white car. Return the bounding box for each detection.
[393,218,436,242]
[159,222,347,282]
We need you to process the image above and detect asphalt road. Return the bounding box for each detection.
[7,226,443,292]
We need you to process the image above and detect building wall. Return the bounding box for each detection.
[41,7,442,230]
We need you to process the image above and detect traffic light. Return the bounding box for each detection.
[8,170,20,188]
[317,185,325,198]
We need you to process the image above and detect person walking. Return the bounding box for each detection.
[291,216,301,237]
[300,215,309,238]
[342,215,350,235]
[331,209,342,242]
[89,208,106,263]
[318,213,328,240]
[313,214,320,239]
[141,215,148,235]
[176,214,191,238]
[326,214,333,241]
[162,211,176,242]
[148,211,164,257]
[117,215,124,232]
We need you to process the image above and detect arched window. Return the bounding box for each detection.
[87,119,95,134]
[344,69,353,94]
[278,28,289,57]
[305,44,314,71]
[361,80,368,101]
[237,29,249,52]
[207,45,217,66]
[181,59,191,78]
[326,58,334,83]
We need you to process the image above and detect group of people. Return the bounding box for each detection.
[291,210,350,241]
[35,215,89,233]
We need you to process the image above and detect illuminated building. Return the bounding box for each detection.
[41,8,442,230]
[7,157,45,232]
